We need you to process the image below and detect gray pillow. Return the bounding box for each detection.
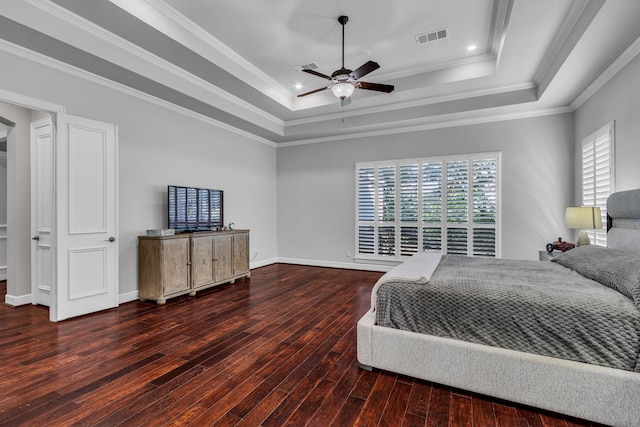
[551,245,640,306]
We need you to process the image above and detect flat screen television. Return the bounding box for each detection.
[168,185,223,233]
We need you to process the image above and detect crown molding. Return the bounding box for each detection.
[533,0,590,86]
[0,39,277,148]
[278,105,572,147]
[0,87,65,114]
[371,53,496,83]
[490,0,513,63]
[571,34,640,109]
[286,82,536,127]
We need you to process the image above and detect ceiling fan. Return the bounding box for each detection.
[297,15,394,106]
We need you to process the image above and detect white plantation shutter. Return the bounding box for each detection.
[356,152,500,262]
[582,122,614,246]
[446,160,469,255]
[422,162,443,251]
[399,164,419,255]
[472,160,497,256]
[378,166,396,256]
[357,168,375,254]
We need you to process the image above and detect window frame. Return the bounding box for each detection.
[355,151,501,264]
[581,122,615,246]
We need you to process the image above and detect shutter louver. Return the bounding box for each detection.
[358,226,375,254]
[400,226,418,255]
[422,162,442,223]
[378,166,396,223]
[400,165,419,222]
[357,168,375,222]
[400,165,419,255]
[378,226,395,256]
[473,160,497,224]
[447,161,468,224]
[473,228,496,257]
[447,228,467,255]
[422,227,442,251]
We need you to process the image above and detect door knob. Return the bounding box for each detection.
[32,235,40,241]
[106,236,116,242]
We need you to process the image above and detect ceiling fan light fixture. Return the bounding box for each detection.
[332,82,354,99]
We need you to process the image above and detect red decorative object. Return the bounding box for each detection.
[546,237,575,253]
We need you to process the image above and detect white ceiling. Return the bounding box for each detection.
[1,0,639,143]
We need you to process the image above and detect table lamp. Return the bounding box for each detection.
[565,206,603,246]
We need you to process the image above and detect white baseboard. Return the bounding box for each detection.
[119,290,139,304]
[5,291,140,306]
[250,257,278,269]
[4,293,32,306]
[276,257,391,272]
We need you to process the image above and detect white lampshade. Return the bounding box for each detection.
[565,207,603,229]
[565,206,603,246]
[332,82,354,99]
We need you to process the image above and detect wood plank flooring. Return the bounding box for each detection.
[0,265,606,426]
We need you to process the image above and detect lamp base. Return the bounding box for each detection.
[576,229,591,247]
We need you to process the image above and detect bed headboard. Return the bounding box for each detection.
[606,188,640,253]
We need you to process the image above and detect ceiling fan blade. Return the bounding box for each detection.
[297,86,330,97]
[302,69,332,80]
[356,81,395,93]
[340,96,352,107]
[349,61,380,80]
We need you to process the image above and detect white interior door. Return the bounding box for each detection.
[52,113,118,322]
[30,118,54,306]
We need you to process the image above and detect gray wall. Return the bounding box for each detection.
[0,49,278,301]
[0,130,7,280]
[575,53,640,194]
[277,113,575,265]
[0,101,31,297]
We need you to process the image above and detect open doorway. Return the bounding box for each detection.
[0,121,8,282]
[0,101,52,309]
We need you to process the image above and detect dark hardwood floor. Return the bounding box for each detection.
[0,266,605,426]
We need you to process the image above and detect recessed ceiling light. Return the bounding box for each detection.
[467,45,477,51]
[295,83,303,90]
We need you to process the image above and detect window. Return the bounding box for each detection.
[581,122,614,246]
[356,152,500,262]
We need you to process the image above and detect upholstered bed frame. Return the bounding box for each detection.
[357,189,640,426]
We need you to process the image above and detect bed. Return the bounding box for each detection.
[357,189,640,427]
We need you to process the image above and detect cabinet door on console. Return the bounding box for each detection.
[233,232,249,275]
[162,238,191,295]
[214,234,233,282]
[191,236,214,288]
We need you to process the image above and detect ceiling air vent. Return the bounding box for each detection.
[415,28,448,46]
[294,62,321,72]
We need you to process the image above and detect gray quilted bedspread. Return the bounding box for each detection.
[375,255,640,372]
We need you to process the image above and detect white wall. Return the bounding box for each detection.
[575,53,640,194]
[0,49,278,301]
[277,113,575,265]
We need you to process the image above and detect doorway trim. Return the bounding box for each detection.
[0,89,65,115]
[2,88,64,307]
